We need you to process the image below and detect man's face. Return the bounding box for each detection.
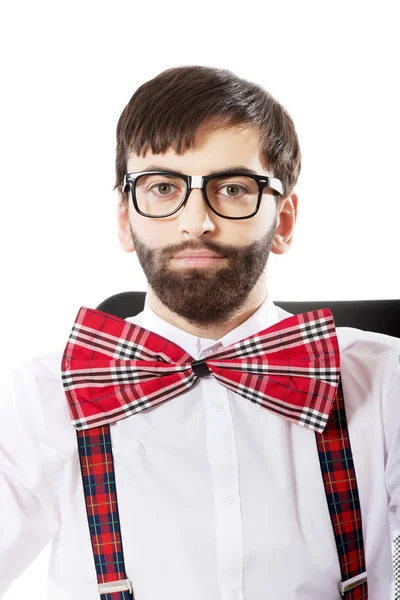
[117,124,296,328]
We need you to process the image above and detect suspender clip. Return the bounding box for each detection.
[98,578,133,595]
[338,571,367,596]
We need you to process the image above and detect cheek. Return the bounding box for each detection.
[261,202,279,234]
[262,196,278,220]
[135,222,171,250]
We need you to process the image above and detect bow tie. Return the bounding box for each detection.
[61,306,340,433]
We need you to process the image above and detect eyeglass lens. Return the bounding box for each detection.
[134,174,260,217]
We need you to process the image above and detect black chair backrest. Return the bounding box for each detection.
[96,292,400,339]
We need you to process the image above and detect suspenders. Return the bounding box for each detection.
[76,424,132,600]
[76,378,368,599]
[315,380,368,598]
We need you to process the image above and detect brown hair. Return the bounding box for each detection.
[114,65,301,202]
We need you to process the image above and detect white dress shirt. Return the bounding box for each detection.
[1,295,399,600]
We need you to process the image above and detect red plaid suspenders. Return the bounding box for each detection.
[315,380,368,598]
[76,379,368,599]
[77,426,133,600]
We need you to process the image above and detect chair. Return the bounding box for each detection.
[96,291,400,595]
[96,291,400,338]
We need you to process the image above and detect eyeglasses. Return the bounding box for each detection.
[121,170,284,220]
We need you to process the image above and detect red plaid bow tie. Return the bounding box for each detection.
[61,306,340,433]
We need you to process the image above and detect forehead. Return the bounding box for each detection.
[126,125,268,174]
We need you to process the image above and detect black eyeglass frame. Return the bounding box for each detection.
[121,170,284,220]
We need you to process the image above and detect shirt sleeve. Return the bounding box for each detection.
[0,364,60,597]
[383,349,400,532]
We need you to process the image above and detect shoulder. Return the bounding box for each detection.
[0,349,70,444]
[275,304,400,388]
[2,349,64,388]
[337,326,400,381]
[336,329,400,430]
[276,304,400,367]
[2,349,65,391]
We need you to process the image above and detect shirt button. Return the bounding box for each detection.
[225,495,234,505]
[212,402,224,411]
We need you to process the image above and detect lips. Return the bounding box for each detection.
[172,255,224,267]
[173,252,222,259]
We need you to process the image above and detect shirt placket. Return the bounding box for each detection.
[198,342,244,600]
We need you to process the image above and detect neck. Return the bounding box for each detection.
[146,284,269,340]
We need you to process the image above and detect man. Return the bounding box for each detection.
[0,65,399,600]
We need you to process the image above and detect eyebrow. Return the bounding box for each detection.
[140,164,261,177]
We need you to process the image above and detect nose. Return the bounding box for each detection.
[177,179,215,235]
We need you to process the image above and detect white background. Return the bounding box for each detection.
[0,1,399,597]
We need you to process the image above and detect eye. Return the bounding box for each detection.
[207,175,256,199]
[148,182,178,196]
[218,184,248,197]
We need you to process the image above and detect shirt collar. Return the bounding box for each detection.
[126,292,286,361]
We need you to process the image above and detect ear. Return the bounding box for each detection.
[117,188,135,253]
[271,193,298,255]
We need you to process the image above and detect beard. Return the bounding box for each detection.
[129,216,277,327]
